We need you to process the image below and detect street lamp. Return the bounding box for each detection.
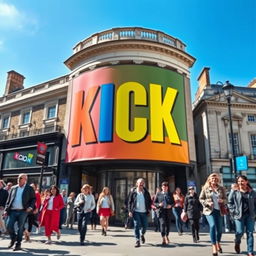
[222,81,237,180]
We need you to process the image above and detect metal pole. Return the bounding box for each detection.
[39,165,44,194]
[227,97,237,179]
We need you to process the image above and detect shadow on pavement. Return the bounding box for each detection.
[60,240,117,247]
[0,248,75,256]
[111,234,134,238]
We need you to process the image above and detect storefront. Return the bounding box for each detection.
[0,132,64,190]
[64,62,196,223]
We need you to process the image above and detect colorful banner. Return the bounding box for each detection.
[66,65,189,164]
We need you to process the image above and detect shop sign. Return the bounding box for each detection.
[236,155,248,171]
[13,152,34,164]
[36,142,48,165]
[66,65,189,164]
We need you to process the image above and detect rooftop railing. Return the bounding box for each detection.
[73,27,186,54]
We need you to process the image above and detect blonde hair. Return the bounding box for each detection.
[81,184,91,193]
[98,186,111,200]
[203,173,220,190]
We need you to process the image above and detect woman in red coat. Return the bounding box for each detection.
[40,185,64,244]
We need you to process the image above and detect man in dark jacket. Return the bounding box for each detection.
[4,173,36,251]
[0,180,8,235]
[128,178,151,248]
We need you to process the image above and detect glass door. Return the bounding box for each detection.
[113,178,127,224]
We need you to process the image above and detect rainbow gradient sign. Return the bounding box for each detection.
[66,65,189,164]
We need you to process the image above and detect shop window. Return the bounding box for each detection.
[2,145,57,169]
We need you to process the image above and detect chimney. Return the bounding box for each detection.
[4,70,25,95]
[195,67,210,100]
[248,78,256,88]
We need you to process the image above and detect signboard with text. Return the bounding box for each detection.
[36,142,48,165]
[66,65,189,164]
[236,155,248,171]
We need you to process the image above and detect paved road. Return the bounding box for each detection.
[0,225,252,256]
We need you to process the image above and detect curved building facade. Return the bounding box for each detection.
[63,27,196,221]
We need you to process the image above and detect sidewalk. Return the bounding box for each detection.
[0,225,251,256]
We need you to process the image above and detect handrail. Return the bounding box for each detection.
[0,125,63,142]
[73,27,186,54]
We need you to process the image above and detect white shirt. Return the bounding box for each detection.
[75,193,95,213]
[101,196,110,208]
[11,185,26,210]
[212,191,220,210]
[135,190,146,213]
[47,196,55,210]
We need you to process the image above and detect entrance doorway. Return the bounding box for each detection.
[113,178,128,224]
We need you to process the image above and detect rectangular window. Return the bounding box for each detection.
[248,115,256,122]
[22,112,30,124]
[47,105,56,119]
[2,116,9,129]
[251,134,256,156]
[229,133,240,156]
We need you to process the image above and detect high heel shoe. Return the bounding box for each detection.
[212,253,218,256]
[217,243,223,253]
[218,247,223,253]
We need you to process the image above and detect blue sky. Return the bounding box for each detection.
[0,0,255,100]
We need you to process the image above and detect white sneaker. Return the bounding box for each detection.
[225,228,230,233]
[45,240,52,244]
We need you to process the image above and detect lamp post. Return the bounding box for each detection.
[222,81,237,180]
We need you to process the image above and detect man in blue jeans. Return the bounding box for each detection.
[128,178,152,248]
[4,173,36,251]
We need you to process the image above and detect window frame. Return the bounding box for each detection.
[250,134,256,156]
[247,115,256,122]
[1,114,10,130]
[229,132,240,156]
[44,101,58,121]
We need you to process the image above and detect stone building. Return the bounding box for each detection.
[0,70,69,188]
[0,27,197,222]
[193,68,256,189]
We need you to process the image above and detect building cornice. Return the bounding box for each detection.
[0,82,69,112]
[204,100,256,109]
[64,40,195,71]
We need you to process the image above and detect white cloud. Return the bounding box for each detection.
[0,1,38,32]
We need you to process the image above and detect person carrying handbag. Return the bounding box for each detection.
[74,184,95,245]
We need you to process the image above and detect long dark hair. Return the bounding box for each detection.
[50,185,60,195]
[236,175,252,189]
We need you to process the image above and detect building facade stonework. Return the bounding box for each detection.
[0,72,69,186]
[193,68,256,189]
[0,27,199,223]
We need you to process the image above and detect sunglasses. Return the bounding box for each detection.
[188,188,194,190]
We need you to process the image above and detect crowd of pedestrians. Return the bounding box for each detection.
[0,173,255,256]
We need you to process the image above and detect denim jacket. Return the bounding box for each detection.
[228,189,256,220]
[199,185,227,216]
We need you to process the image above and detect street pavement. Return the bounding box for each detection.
[0,225,252,256]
